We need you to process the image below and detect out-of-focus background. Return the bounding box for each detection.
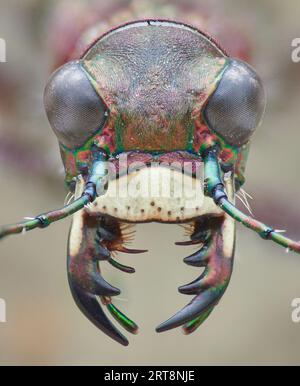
[0,0,300,366]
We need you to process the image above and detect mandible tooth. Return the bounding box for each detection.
[156,289,222,333]
[178,269,209,295]
[91,271,121,297]
[183,241,214,267]
[68,281,128,346]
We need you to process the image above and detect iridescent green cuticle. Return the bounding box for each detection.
[183,307,214,335]
[0,191,91,239]
[115,115,125,153]
[186,119,195,152]
[182,282,229,334]
[204,150,223,196]
[106,303,138,334]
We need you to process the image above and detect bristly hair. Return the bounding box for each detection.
[99,217,136,255]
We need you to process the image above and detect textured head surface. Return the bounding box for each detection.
[82,20,227,152]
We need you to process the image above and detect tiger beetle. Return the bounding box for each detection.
[0,20,299,346]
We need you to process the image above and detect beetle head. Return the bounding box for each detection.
[44,20,265,187]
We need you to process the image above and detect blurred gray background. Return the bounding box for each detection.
[0,0,300,365]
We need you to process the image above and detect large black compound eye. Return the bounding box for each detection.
[44,61,107,149]
[203,59,266,147]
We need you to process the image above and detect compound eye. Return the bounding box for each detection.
[203,59,266,147]
[44,61,107,149]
